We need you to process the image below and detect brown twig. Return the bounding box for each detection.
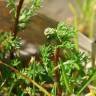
[0,60,51,96]
[54,48,60,81]
[10,0,24,59]
[42,84,53,89]
[53,48,62,96]
[13,0,24,37]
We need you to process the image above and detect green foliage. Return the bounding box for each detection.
[7,0,42,30]
[44,23,75,49]
[0,0,96,96]
[0,32,21,60]
[0,32,21,51]
[19,0,42,30]
[7,0,16,17]
[0,0,43,95]
[1,20,96,95]
[39,23,96,95]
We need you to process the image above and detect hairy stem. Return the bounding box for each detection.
[53,48,62,96]
[13,0,24,37]
[10,0,24,59]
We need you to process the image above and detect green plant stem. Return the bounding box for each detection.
[77,72,96,96]
[89,11,95,39]
[0,61,51,96]
[75,0,82,13]
[54,82,57,96]
[32,60,36,95]
[61,62,71,94]
[8,79,17,96]
[68,1,79,50]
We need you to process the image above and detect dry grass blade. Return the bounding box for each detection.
[0,60,51,96]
